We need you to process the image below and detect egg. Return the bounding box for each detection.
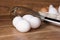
[12,16,23,27]
[58,6,60,13]
[12,16,31,32]
[15,20,31,32]
[29,17,41,28]
[23,15,41,29]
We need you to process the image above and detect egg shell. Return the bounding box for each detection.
[15,20,31,32]
[12,16,31,32]
[12,16,23,27]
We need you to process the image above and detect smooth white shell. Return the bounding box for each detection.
[12,16,23,27]
[16,20,31,32]
[23,15,41,29]
[30,17,41,28]
[12,16,31,32]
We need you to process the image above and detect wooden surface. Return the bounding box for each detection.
[0,20,60,40]
[0,0,60,16]
[0,0,60,7]
[0,0,60,40]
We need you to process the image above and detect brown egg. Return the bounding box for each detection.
[40,7,48,12]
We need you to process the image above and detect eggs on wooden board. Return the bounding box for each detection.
[12,15,41,32]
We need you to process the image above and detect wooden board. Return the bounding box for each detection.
[0,0,60,40]
[0,20,60,40]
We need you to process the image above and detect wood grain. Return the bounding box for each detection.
[0,20,60,40]
[0,0,60,40]
[0,0,60,16]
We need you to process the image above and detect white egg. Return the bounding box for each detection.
[23,15,41,29]
[58,6,60,13]
[16,20,31,32]
[12,16,31,32]
[49,5,58,14]
[29,17,41,28]
[12,16,23,27]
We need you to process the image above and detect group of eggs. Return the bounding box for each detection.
[39,5,60,20]
[12,15,41,32]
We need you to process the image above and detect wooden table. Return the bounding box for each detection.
[0,19,60,40]
[0,0,60,39]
